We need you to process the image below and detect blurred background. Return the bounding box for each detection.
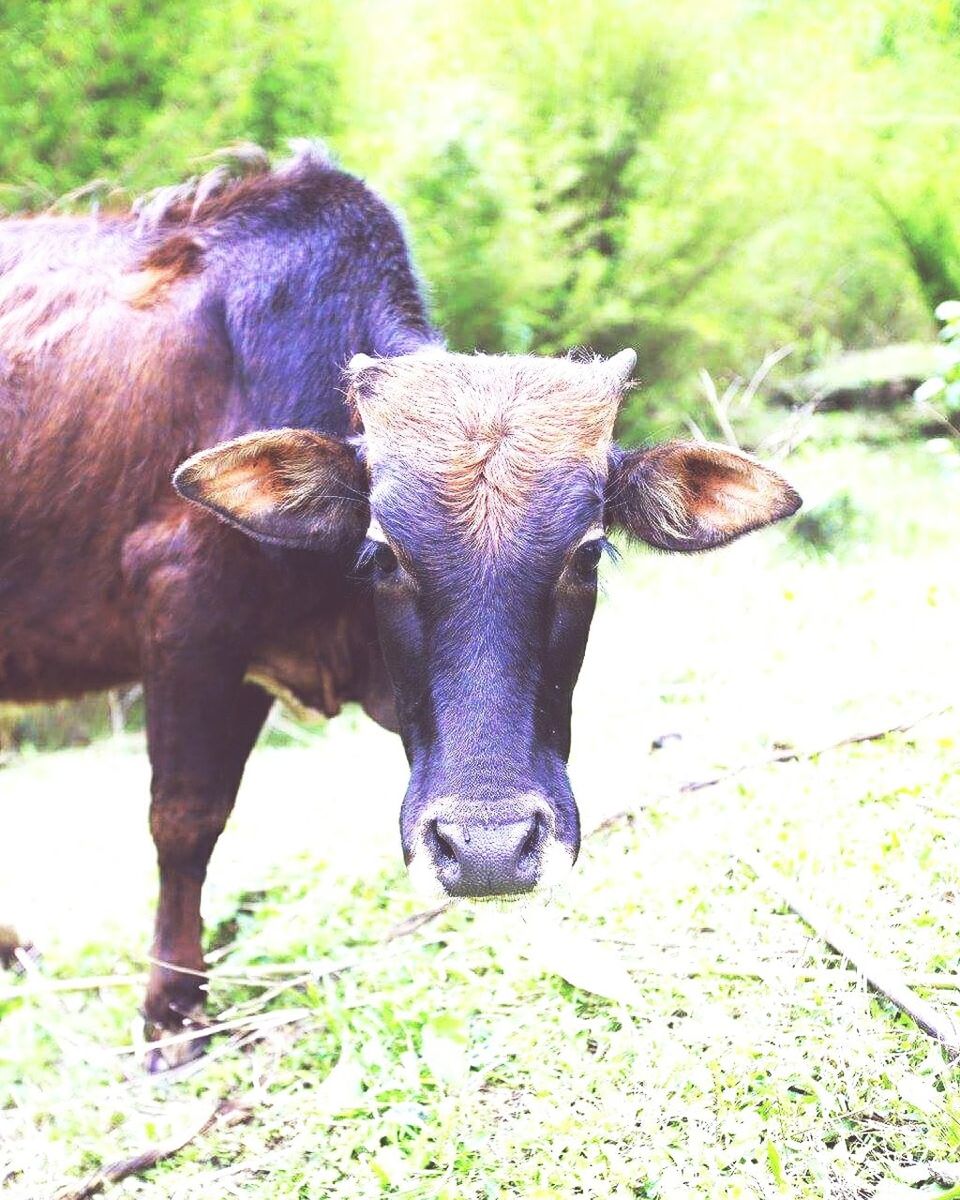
[2,3,960,1197]
[2,0,960,407]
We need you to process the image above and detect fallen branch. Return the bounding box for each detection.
[684,704,953,791]
[55,1093,253,1200]
[383,902,450,941]
[1,900,452,1008]
[214,911,453,1020]
[591,705,953,836]
[739,851,960,1057]
[46,923,438,1195]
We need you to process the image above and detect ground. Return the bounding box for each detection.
[1,431,959,1199]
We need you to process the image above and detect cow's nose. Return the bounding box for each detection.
[425,814,547,897]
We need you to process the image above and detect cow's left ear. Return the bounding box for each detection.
[606,440,801,552]
[173,429,369,552]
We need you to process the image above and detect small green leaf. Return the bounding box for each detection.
[766,1139,787,1191]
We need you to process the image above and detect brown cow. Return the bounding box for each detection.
[0,143,800,1067]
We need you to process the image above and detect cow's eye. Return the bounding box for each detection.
[371,541,399,576]
[574,539,604,580]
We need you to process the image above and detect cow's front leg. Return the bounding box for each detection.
[143,666,271,1071]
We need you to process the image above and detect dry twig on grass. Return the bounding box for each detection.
[681,704,953,792]
[38,903,457,1197]
[688,345,798,453]
[739,851,960,1057]
[54,1094,254,1200]
[590,704,953,836]
[383,902,450,940]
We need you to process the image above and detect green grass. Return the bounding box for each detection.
[1,435,959,1199]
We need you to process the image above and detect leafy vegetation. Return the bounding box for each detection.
[787,490,872,559]
[2,0,960,419]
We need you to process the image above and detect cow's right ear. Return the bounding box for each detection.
[173,429,369,552]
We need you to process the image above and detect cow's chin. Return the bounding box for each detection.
[405,849,456,903]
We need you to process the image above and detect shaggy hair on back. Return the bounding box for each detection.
[348,351,628,550]
[131,139,337,232]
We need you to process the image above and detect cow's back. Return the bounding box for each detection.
[0,147,434,702]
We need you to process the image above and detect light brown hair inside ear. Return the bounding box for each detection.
[679,450,774,532]
[177,431,329,518]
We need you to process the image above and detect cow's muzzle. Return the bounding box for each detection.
[408,794,574,899]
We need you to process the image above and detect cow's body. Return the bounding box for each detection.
[1,148,433,1061]
[1,145,800,1067]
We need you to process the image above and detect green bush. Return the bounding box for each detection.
[2,0,960,434]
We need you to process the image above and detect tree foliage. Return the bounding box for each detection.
[2,0,959,429]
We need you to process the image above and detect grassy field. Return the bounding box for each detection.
[1,430,959,1199]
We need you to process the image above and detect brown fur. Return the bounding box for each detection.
[0,216,223,699]
[132,140,333,233]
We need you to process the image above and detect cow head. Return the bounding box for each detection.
[174,350,800,899]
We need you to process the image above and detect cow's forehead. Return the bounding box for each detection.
[350,351,629,549]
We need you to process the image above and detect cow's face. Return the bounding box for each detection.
[174,350,800,900]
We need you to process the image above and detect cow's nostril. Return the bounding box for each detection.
[519,813,543,863]
[431,821,457,865]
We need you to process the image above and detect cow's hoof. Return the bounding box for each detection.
[142,1006,210,1073]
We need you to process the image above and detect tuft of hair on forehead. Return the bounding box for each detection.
[347,350,635,550]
